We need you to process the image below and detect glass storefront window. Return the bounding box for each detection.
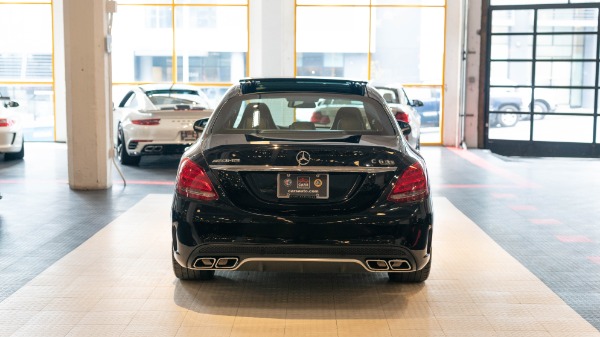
[490,35,533,60]
[537,34,597,60]
[296,6,370,79]
[491,10,534,33]
[533,115,594,143]
[112,6,174,83]
[490,62,532,86]
[174,6,247,83]
[0,84,54,142]
[535,61,596,87]
[488,117,531,140]
[373,0,445,4]
[537,8,598,33]
[297,0,370,5]
[370,7,444,84]
[176,0,247,3]
[0,5,52,82]
[0,4,53,141]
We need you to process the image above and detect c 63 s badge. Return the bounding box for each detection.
[211,158,240,163]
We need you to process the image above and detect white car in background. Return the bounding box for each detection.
[114,84,213,166]
[0,96,24,161]
[374,85,423,150]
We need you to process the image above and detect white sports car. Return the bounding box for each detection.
[114,84,213,166]
[0,96,25,161]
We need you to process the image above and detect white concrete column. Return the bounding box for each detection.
[63,0,112,190]
[442,0,466,147]
[249,0,295,77]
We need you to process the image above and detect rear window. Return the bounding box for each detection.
[210,93,395,136]
[145,89,209,110]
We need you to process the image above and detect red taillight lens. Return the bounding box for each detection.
[0,118,14,127]
[176,158,218,201]
[387,162,429,203]
[310,112,330,124]
[132,118,160,125]
[395,110,410,123]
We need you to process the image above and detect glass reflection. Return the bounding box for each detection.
[488,116,531,140]
[533,116,594,143]
[0,84,54,142]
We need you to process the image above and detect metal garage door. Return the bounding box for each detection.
[485,2,600,157]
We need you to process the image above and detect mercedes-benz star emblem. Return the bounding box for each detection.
[296,151,311,166]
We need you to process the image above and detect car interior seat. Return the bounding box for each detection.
[331,107,365,131]
[382,93,395,103]
[289,121,316,130]
[238,103,277,129]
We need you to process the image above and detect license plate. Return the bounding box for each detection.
[277,173,329,199]
[180,130,198,141]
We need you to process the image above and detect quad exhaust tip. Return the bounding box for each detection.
[366,259,390,271]
[193,257,238,270]
[215,257,238,269]
[143,145,163,153]
[194,257,216,269]
[366,259,412,271]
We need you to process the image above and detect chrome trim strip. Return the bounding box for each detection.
[210,165,397,173]
[233,257,380,272]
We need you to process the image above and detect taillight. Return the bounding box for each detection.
[132,118,160,125]
[0,118,14,127]
[176,158,218,201]
[387,162,429,203]
[310,112,330,124]
[395,110,410,123]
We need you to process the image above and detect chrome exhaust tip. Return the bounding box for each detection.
[215,257,239,269]
[388,259,411,271]
[193,257,216,269]
[365,259,389,271]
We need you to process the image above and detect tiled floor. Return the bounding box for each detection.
[1,194,597,337]
[1,143,600,336]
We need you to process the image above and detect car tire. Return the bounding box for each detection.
[533,101,548,120]
[117,128,140,166]
[4,139,24,161]
[388,256,431,283]
[497,105,519,127]
[172,254,215,281]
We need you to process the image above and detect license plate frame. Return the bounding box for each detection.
[180,130,198,142]
[277,173,329,199]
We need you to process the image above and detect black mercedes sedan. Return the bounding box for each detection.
[171,78,433,282]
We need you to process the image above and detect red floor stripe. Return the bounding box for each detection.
[556,235,593,243]
[529,218,562,225]
[446,147,539,188]
[510,205,538,211]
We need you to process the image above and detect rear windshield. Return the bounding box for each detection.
[145,89,209,110]
[210,93,396,136]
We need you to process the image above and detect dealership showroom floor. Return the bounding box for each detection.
[0,143,599,337]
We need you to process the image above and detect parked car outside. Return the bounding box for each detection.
[374,85,422,150]
[113,84,213,166]
[171,77,433,283]
[0,96,24,161]
[490,78,558,127]
[489,88,526,128]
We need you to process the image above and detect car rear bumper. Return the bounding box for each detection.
[0,131,23,153]
[173,243,430,273]
[125,142,193,156]
[172,197,434,274]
